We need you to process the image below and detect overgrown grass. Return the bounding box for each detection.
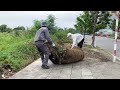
[84,44,92,48]
[0,31,39,74]
[84,44,100,50]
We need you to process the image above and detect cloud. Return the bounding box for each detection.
[0,11,82,28]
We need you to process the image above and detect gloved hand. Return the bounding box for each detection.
[52,43,55,47]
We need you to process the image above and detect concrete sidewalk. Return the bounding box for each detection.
[9,57,120,79]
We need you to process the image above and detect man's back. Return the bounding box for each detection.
[34,27,52,45]
[72,33,83,43]
[34,27,46,42]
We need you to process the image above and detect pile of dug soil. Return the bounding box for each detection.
[83,47,112,62]
[48,43,84,64]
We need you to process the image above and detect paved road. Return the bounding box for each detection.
[85,35,120,60]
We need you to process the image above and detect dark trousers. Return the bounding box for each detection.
[77,38,84,48]
[35,41,50,66]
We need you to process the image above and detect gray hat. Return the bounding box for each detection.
[41,22,48,27]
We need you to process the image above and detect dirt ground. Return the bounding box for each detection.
[83,46,112,63]
[64,43,112,61]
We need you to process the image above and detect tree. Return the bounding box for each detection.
[75,11,111,48]
[13,26,25,31]
[6,28,12,33]
[74,11,93,40]
[90,11,111,48]
[74,17,86,39]
[33,14,56,34]
[67,28,77,34]
[91,11,99,48]
[109,16,120,32]
[33,19,42,30]
[0,24,12,33]
[0,24,7,32]
[82,11,93,34]
[46,14,56,34]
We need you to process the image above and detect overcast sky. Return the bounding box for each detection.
[0,11,82,29]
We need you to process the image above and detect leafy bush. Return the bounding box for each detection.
[51,30,72,45]
[0,32,39,73]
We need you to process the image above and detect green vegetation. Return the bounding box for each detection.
[0,12,117,77]
[0,29,77,75]
[0,14,79,77]
[0,31,39,72]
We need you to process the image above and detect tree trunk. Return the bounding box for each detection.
[91,11,99,48]
[83,28,86,43]
[83,30,85,39]
[92,33,95,48]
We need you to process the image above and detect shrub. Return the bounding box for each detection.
[0,32,39,73]
[52,30,72,44]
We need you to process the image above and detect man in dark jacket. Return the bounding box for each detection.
[34,22,55,69]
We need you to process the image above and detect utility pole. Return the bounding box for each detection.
[109,11,119,62]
